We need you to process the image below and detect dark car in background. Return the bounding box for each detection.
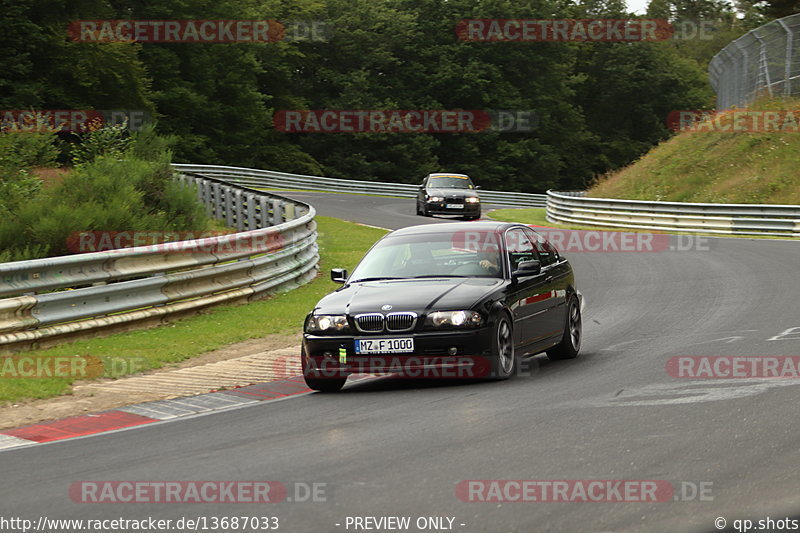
[416,173,481,219]
[301,221,582,392]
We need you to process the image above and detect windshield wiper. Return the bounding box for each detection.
[350,276,409,283]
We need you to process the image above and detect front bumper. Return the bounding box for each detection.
[303,327,494,378]
[426,202,481,216]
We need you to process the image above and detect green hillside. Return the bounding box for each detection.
[589,98,800,205]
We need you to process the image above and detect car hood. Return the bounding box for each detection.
[314,278,502,316]
[426,187,479,198]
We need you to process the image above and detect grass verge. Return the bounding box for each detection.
[0,216,387,405]
[589,97,800,204]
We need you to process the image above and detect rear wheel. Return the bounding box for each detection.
[490,314,516,379]
[547,294,581,360]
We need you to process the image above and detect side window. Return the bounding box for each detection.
[524,228,558,267]
[505,228,538,270]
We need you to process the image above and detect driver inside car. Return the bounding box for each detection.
[478,251,500,275]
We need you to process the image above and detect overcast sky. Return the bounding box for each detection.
[627,0,650,14]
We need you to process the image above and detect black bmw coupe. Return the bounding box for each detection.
[416,173,481,219]
[301,221,582,392]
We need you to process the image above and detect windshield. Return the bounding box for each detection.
[428,176,474,189]
[350,231,502,281]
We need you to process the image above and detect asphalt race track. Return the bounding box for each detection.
[3,192,800,533]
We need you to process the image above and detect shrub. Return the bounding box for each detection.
[69,119,133,165]
[0,124,210,261]
[0,122,58,213]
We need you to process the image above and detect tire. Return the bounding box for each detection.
[301,346,347,392]
[304,376,347,392]
[416,202,423,215]
[547,294,582,360]
[489,314,516,379]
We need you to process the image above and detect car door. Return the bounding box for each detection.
[504,228,558,351]
[525,227,570,340]
[417,177,426,208]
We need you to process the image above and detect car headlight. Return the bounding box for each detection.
[466,197,480,203]
[306,314,350,333]
[426,310,483,328]
[427,196,444,202]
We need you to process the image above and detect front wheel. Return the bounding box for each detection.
[302,346,347,392]
[490,314,516,379]
[546,294,582,360]
[304,376,347,392]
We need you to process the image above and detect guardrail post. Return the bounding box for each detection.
[271,199,284,224]
[259,196,270,228]
[233,189,245,231]
[224,187,234,228]
[246,193,258,230]
[211,182,222,219]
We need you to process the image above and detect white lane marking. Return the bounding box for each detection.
[0,391,312,453]
[0,434,37,450]
[118,392,258,421]
[686,336,745,345]
[600,339,645,352]
[567,379,800,407]
[768,327,800,342]
[0,375,384,453]
[355,222,391,231]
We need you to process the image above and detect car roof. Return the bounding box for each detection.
[427,173,471,179]
[387,221,520,237]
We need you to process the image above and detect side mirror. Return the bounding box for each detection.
[513,259,541,278]
[330,268,348,284]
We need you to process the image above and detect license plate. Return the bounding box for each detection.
[446,203,464,209]
[355,338,414,354]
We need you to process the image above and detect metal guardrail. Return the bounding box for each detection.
[172,164,548,208]
[709,13,800,109]
[546,191,800,236]
[0,172,318,351]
